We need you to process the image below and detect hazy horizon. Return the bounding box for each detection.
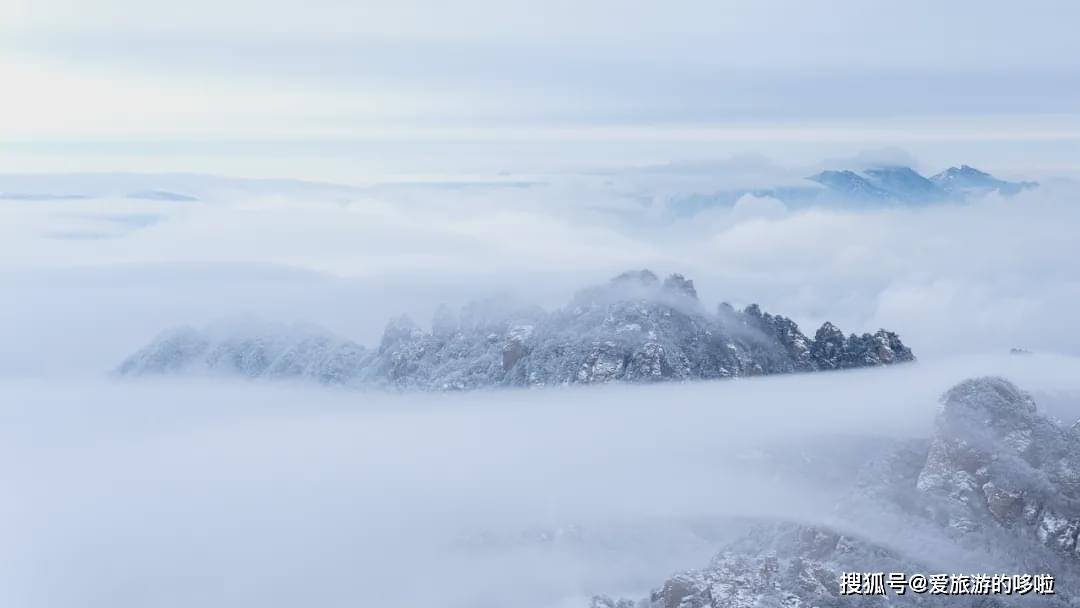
[4,0,1080,179]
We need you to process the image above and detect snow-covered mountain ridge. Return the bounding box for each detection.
[117,270,914,389]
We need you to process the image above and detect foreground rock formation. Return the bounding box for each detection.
[596,377,1080,607]
[117,270,914,389]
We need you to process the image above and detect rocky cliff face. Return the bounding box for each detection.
[596,524,948,608]
[600,377,1080,607]
[117,270,914,389]
[918,378,1080,559]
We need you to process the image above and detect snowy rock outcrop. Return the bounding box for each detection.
[117,270,914,389]
[917,377,1080,559]
[598,524,951,608]
[603,377,1080,607]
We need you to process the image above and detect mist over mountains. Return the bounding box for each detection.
[0,161,1037,214]
[118,270,914,389]
[665,163,1037,217]
[1,158,1074,608]
[807,164,1037,204]
[10,352,1080,608]
[6,1,1080,605]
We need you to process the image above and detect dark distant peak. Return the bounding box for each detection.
[935,164,990,178]
[930,165,1037,196]
[863,165,932,185]
[662,273,697,300]
[931,165,995,185]
[807,170,892,200]
[862,166,944,201]
[958,164,990,177]
[743,303,763,318]
[804,164,1028,203]
[610,269,659,287]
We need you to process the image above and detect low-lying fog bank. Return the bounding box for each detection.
[4,353,1079,607]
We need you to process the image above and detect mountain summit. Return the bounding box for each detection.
[807,164,1034,204]
[118,271,914,390]
[930,164,1039,196]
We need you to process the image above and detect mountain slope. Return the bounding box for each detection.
[602,377,1080,607]
[930,165,1039,196]
[117,270,914,389]
[806,164,1034,204]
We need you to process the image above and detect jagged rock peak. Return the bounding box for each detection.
[920,377,1080,560]
[930,165,1038,195]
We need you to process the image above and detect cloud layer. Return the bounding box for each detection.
[3,354,1079,607]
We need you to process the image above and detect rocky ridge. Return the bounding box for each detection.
[806,165,1036,205]
[117,270,914,389]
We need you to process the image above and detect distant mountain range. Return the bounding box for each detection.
[1,165,1037,218]
[808,164,1037,204]
[117,270,914,390]
[666,164,1038,216]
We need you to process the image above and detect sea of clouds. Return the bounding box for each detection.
[2,159,1080,607]
[2,162,1079,375]
[3,355,1080,607]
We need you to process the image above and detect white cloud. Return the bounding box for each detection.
[730,193,788,222]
